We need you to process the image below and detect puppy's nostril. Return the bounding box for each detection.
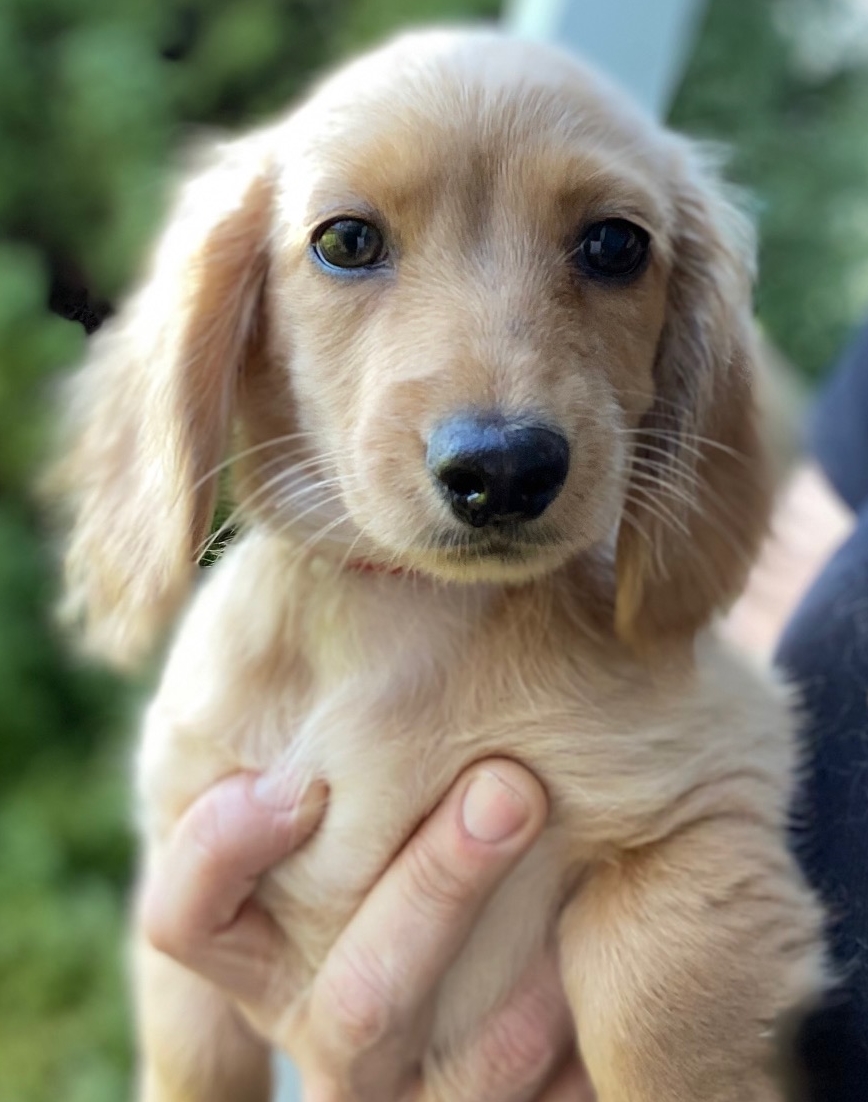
[440,468,487,502]
[436,463,491,526]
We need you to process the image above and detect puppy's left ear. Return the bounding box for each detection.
[615,144,773,652]
[46,132,275,667]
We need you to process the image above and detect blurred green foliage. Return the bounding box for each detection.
[0,0,866,1098]
[671,0,868,382]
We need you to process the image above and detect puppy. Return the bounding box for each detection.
[50,29,826,1102]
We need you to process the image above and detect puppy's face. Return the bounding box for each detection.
[251,35,673,583]
[54,31,768,665]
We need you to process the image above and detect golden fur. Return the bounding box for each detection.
[49,29,825,1101]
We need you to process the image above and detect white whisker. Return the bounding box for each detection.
[191,431,322,493]
[622,491,690,539]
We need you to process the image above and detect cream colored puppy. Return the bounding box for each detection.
[51,29,826,1102]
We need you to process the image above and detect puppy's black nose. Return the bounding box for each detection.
[427,414,569,527]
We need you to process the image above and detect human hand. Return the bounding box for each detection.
[142,762,593,1101]
[723,462,854,660]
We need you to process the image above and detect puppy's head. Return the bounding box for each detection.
[49,30,770,665]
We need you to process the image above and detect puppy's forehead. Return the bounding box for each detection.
[282,31,674,232]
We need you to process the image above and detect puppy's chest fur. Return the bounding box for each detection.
[139,532,793,1055]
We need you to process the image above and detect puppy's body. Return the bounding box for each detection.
[139,532,817,1098]
[52,30,826,1101]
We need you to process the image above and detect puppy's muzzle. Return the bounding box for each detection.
[427,413,569,528]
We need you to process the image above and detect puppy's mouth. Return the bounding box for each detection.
[415,523,568,577]
[439,542,534,565]
[434,524,556,560]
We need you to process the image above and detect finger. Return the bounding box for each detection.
[432,953,574,1102]
[142,772,326,1000]
[302,760,548,1088]
[537,1058,595,1102]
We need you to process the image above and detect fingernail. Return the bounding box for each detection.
[253,770,299,809]
[297,780,329,826]
[253,773,329,828]
[461,769,530,844]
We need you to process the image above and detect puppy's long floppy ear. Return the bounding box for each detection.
[615,145,772,652]
[48,134,274,667]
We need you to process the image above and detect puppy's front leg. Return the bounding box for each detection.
[558,820,825,1101]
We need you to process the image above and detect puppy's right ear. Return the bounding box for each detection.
[46,133,275,668]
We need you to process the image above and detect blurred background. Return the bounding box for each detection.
[1,1,868,1099]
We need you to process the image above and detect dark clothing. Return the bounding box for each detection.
[776,320,868,1100]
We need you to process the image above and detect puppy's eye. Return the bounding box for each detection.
[574,219,650,279]
[313,219,386,270]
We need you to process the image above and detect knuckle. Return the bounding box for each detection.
[475,999,558,1091]
[315,942,394,1054]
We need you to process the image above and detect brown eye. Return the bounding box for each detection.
[574,219,650,280]
[313,218,386,270]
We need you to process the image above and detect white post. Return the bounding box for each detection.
[505,0,707,118]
